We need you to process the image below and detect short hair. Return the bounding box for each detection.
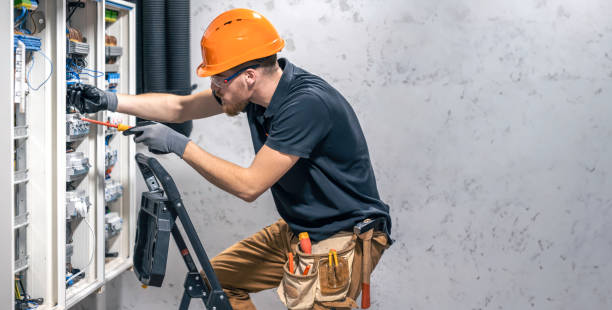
[234,54,278,75]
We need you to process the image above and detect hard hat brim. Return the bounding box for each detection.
[196,38,285,78]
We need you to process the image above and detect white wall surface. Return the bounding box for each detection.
[74,0,612,309]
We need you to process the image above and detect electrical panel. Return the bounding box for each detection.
[102,0,137,284]
[6,1,137,309]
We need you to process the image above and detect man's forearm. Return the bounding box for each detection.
[116,93,184,123]
[181,141,261,202]
[115,89,223,122]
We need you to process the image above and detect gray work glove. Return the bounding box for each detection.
[67,83,118,113]
[123,122,190,157]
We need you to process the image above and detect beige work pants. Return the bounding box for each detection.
[210,219,389,310]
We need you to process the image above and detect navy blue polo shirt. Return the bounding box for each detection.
[245,58,391,242]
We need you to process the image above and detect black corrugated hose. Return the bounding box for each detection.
[166,0,191,96]
[135,0,193,138]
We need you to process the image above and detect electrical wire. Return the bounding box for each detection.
[66,57,104,80]
[26,50,54,91]
[66,58,82,83]
[15,8,30,34]
[15,7,27,22]
[80,70,104,78]
[29,8,37,34]
[20,13,31,35]
[65,217,96,285]
[67,26,84,42]
[66,0,83,24]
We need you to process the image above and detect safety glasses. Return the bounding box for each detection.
[210,64,260,88]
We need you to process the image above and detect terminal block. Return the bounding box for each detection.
[104,212,123,257]
[104,179,123,203]
[14,0,39,10]
[65,268,84,288]
[105,147,118,170]
[66,40,89,56]
[65,190,90,219]
[66,152,90,182]
[66,243,74,266]
[105,72,119,92]
[14,35,41,52]
[14,40,26,114]
[105,9,118,23]
[104,212,123,240]
[66,114,90,142]
[105,46,122,57]
[105,63,120,73]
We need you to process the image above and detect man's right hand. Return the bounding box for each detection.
[67,83,118,113]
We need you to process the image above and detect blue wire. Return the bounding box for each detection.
[81,68,104,78]
[65,54,104,82]
[66,70,81,82]
[16,8,30,34]
[15,7,27,23]
[80,72,103,78]
[66,58,83,82]
[68,59,104,79]
[26,50,54,91]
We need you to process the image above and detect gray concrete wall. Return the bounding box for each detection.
[74,0,612,309]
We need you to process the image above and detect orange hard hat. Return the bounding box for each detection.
[196,8,285,77]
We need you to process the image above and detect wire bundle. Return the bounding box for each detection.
[105,34,118,46]
[105,35,119,64]
[66,57,103,84]
[14,34,41,51]
[14,7,53,91]
[67,26,85,42]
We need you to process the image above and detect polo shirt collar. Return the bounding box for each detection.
[264,58,294,118]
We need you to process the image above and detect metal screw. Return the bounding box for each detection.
[188,286,192,291]
[220,295,224,300]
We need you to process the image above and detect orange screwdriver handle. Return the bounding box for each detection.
[299,232,312,254]
[288,252,294,274]
[117,123,131,131]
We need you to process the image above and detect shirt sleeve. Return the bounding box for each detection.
[265,94,332,158]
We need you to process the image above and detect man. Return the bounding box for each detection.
[68,8,391,310]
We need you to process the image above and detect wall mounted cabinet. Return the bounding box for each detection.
[4,1,137,309]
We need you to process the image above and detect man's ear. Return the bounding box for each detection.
[244,69,257,88]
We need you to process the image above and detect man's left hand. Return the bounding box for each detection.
[123,122,191,157]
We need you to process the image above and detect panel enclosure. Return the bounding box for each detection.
[6,1,137,309]
[12,0,63,309]
[102,0,137,283]
[65,1,105,306]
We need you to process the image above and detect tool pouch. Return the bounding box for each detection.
[278,232,356,309]
[278,257,319,309]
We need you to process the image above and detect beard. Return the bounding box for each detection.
[222,99,250,116]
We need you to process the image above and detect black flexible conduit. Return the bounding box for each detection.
[166,0,191,96]
[136,0,193,138]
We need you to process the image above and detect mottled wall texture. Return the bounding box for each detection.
[73,0,612,309]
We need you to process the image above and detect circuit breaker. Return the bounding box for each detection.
[6,1,137,309]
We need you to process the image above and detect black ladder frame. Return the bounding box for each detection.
[135,153,233,310]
